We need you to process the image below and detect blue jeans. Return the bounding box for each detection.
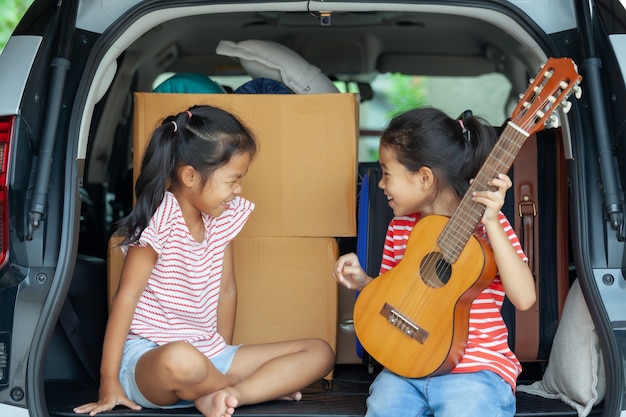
[365,369,515,417]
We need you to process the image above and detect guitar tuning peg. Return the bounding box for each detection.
[561,100,572,113]
[573,85,582,99]
[547,114,559,128]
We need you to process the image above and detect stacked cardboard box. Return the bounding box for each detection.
[117,93,359,376]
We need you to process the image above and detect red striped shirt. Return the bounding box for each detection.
[379,212,526,389]
[128,191,253,358]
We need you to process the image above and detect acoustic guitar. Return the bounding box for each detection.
[353,57,582,378]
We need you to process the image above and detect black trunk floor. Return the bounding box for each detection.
[46,365,596,417]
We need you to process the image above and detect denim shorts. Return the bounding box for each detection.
[119,337,240,409]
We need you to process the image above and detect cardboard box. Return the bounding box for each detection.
[107,235,124,308]
[134,93,358,237]
[107,236,338,361]
[231,237,338,355]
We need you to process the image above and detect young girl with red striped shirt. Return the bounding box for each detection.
[333,107,535,417]
[75,105,334,417]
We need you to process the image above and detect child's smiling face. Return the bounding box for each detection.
[377,145,428,217]
[196,151,252,218]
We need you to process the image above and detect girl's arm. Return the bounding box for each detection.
[473,173,536,311]
[74,244,156,415]
[217,242,237,344]
[483,215,536,310]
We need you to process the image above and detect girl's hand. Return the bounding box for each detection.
[73,381,141,416]
[472,173,512,224]
[333,252,372,290]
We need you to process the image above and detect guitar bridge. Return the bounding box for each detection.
[380,303,429,344]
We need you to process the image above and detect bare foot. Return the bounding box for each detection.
[194,389,238,417]
[279,391,302,401]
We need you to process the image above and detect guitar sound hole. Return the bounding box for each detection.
[419,252,452,288]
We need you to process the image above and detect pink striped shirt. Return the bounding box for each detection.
[128,191,254,358]
[380,212,526,389]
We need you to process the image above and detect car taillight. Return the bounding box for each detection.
[0,116,12,269]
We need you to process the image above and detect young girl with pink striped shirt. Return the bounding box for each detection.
[75,105,334,417]
[333,107,535,417]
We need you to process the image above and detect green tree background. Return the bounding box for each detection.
[0,0,35,52]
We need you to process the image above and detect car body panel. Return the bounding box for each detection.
[0,37,41,116]
[507,0,577,33]
[0,403,29,417]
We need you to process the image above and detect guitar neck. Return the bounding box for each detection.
[437,121,530,262]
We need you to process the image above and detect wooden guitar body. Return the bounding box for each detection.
[353,214,497,378]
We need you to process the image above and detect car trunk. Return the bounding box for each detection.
[34,2,614,417]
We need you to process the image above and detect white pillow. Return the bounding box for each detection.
[216,39,339,94]
[517,279,605,417]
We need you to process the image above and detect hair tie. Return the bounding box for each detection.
[171,121,178,132]
[458,119,470,143]
[186,110,192,119]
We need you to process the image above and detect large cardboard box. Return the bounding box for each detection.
[134,93,358,237]
[107,235,125,308]
[231,237,338,354]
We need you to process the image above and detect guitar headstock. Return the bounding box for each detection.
[512,57,582,135]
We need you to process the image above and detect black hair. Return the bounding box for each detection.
[380,107,496,199]
[116,105,257,245]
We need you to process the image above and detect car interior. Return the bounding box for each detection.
[41,4,604,416]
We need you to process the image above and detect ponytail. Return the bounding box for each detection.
[115,120,178,245]
[457,115,497,192]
